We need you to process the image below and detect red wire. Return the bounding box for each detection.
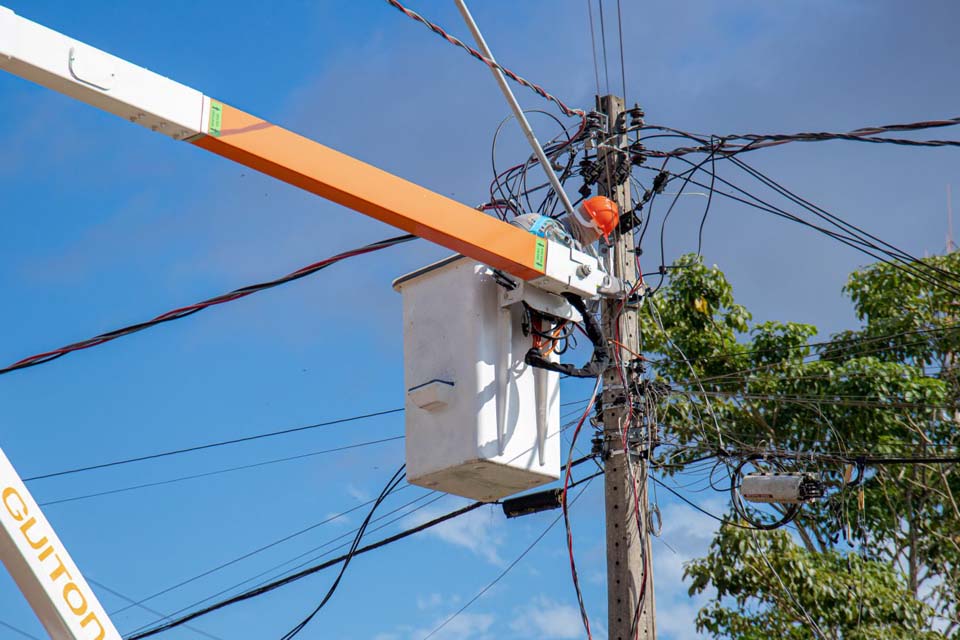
[2,238,412,376]
[562,377,601,640]
[385,0,585,120]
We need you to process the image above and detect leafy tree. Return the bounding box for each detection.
[638,252,960,638]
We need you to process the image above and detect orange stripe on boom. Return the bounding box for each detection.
[191,102,544,280]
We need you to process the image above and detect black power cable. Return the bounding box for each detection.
[125,496,486,639]
[639,160,960,298]
[277,465,406,640]
[525,294,609,377]
[2,235,416,377]
[125,455,600,638]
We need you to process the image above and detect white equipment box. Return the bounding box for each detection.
[393,256,561,502]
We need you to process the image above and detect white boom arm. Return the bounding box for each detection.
[0,4,619,636]
[0,448,121,640]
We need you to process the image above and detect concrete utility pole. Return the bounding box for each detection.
[597,94,656,639]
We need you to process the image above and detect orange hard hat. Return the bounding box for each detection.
[578,196,620,239]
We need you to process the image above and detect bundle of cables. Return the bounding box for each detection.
[524,293,609,378]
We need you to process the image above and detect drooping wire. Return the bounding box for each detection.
[726,153,960,287]
[650,117,960,158]
[562,375,603,640]
[489,110,584,220]
[638,157,960,297]
[634,126,960,296]
[1,235,416,377]
[421,470,602,640]
[147,457,600,634]
[125,497,488,639]
[126,441,600,637]
[696,136,718,256]
[119,487,429,625]
[277,464,406,640]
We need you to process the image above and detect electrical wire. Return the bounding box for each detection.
[561,375,602,640]
[616,0,627,104]
[277,465,406,640]
[25,408,404,482]
[652,322,960,371]
[30,398,593,485]
[121,424,595,633]
[726,153,960,288]
[1,235,416,377]
[111,488,411,618]
[121,488,435,629]
[647,297,726,449]
[636,132,960,296]
[86,578,225,640]
[748,532,830,640]
[126,497,488,639]
[597,0,611,95]
[0,619,41,640]
[635,129,960,295]
[719,447,960,468]
[649,476,753,530]
[649,115,960,158]
[680,388,958,412]
[696,137,717,256]
[586,0,602,98]
[488,110,585,221]
[421,471,602,640]
[38,435,403,507]
[383,0,584,118]
[639,159,960,297]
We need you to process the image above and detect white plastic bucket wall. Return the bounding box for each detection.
[393,256,561,502]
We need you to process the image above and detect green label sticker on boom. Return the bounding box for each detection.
[534,238,547,271]
[208,101,223,137]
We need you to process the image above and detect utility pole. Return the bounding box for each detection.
[598,94,656,639]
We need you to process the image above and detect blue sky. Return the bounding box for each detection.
[0,1,958,639]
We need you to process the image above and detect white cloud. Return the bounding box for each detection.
[346,483,371,503]
[416,592,461,611]
[510,595,584,640]
[324,511,352,527]
[404,504,505,566]
[417,593,444,611]
[656,598,706,639]
[408,612,495,640]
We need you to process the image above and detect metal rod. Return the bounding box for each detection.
[454,0,579,221]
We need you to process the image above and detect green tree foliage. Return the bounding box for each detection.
[639,252,960,638]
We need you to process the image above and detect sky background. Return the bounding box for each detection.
[0,1,958,639]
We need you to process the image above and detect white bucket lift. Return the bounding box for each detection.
[394,256,582,502]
